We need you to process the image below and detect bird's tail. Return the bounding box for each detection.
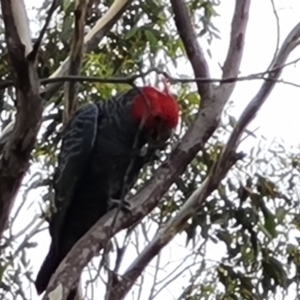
[35,244,60,295]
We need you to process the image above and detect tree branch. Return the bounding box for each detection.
[41,1,250,300]
[107,20,300,300]
[110,19,300,300]
[220,0,250,99]
[107,154,244,300]
[170,0,212,102]
[1,57,299,93]
[0,0,134,147]
[28,0,59,61]
[268,0,280,69]
[44,0,133,102]
[218,22,300,157]
[63,0,88,124]
[0,0,42,239]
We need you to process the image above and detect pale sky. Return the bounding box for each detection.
[214,1,300,148]
[5,1,300,300]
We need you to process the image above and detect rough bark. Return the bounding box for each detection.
[0,0,43,238]
[0,0,134,146]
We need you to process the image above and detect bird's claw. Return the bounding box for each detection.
[140,145,148,157]
[139,144,162,162]
[108,198,131,213]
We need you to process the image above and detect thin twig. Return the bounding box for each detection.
[28,0,59,61]
[1,57,300,93]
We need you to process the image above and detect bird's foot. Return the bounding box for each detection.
[108,198,131,213]
[140,145,162,162]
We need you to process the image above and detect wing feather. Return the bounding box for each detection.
[50,103,99,248]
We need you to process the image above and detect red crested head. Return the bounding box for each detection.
[131,80,180,130]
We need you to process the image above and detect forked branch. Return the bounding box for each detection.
[108,19,300,300]
[0,0,134,147]
[0,0,43,239]
[41,1,250,300]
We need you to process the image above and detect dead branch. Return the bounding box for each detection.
[0,0,43,239]
[41,1,250,300]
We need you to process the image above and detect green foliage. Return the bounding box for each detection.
[0,1,299,300]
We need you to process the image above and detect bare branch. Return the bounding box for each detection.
[218,22,300,161]
[8,0,32,56]
[170,0,212,102]
[63,0,88,124]
[176,259,206,300]
[40,1,252,299]
[220,0,251,99]
[29,0,59,61]
[106,153,243,300]
[44,0,133,101]
[1,56,300,93]
[0,0,42,239]
[4,218,43,267]
[107,21,300,300]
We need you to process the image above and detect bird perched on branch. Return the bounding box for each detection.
[35,80,180,296]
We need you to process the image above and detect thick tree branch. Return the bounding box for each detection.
[107,20,300,300]
[0,0,42,238]
[219,0,250,99]
[107,154,244,300]
[0,0,134,146]
[170,0,212,102]
[63,0,88,124]
[219,22,300,156]
[41,2,250,300]
[106,23,300,300]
